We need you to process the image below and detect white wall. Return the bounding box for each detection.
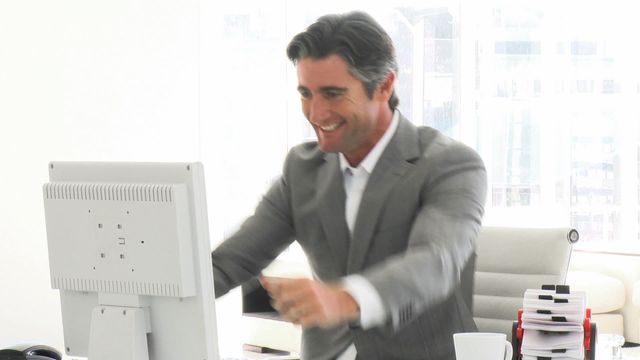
[0,0,287,357]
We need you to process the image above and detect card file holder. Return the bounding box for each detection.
[511,285,597,360]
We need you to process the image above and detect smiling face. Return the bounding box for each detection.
[296,54,394,166]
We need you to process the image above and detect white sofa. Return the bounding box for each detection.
[568,251,640,344]
[566,270,625,337]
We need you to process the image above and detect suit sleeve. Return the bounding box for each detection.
[362,142,487,330]
[210,165,296,297]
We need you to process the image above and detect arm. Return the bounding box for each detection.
[211,174,296,297]
[342,144,486,329]
[336,147,486,330]
[363,143,487,329]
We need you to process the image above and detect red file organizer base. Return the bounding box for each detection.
[511,308,597,360]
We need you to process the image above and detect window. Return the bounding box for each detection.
[210,1,640,254]
[571,41,597,56]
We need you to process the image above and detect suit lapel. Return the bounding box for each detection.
[347,116,420,273]
[316,153,351,275]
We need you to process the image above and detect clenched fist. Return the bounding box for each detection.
[260,276,360,329]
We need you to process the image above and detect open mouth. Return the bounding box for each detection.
[317,120,346,132]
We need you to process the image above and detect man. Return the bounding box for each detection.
[211,11,487,360]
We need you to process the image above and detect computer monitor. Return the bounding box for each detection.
[42,162,218,360]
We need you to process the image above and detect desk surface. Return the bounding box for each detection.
[232,347,640,360]
[230,344,640,360]
[230,347,639,360]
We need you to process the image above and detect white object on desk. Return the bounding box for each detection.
[453,332,512,360]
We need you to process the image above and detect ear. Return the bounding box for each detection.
[375,71,396,102]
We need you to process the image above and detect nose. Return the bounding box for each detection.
[307,97,331,124]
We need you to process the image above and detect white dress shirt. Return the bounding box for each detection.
[335,110,400,360]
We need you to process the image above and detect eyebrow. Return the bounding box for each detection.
[320,86,347,94]
[297,85,348,93]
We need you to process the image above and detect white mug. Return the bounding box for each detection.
[453,332,513,360]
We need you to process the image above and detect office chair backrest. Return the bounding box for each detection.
[473,227,575,340]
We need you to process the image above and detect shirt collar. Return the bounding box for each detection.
[339,110,400,174]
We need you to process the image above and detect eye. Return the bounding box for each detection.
[323,89,345,99]
[298,88,311,100]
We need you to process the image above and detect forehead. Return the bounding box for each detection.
[296,54,359,88]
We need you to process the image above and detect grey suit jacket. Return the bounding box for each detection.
[211,115,487,359]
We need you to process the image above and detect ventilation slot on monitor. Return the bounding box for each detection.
[52,277,181,297]
[43,183,174,202]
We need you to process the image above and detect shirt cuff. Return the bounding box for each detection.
[341,274,386,330]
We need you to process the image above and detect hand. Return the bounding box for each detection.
[260,276,360,329]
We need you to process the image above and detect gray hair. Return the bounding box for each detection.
[286,11,399,110]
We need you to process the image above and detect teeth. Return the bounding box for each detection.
[320,122,341,132]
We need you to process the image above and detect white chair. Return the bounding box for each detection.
[473,227,576,340]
